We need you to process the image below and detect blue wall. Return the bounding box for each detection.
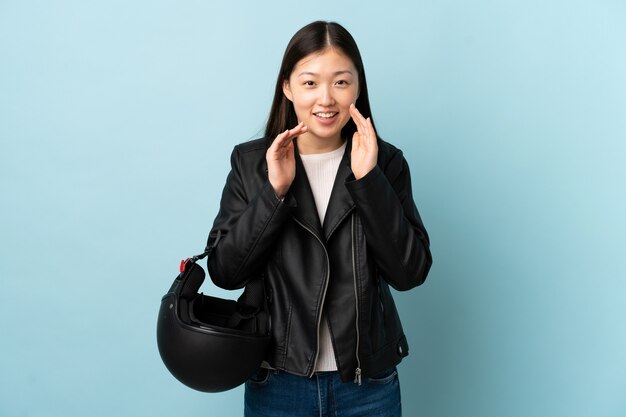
[1,1,625,416]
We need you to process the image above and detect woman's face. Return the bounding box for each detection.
[283,47,359,149]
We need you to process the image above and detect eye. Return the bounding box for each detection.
[335,80,350,87]
[303,81,315,87]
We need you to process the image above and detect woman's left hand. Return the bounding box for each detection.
[349,103,378,180]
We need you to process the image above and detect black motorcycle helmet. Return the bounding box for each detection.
[157,239,270,392]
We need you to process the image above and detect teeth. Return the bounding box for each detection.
[315,112,337,119]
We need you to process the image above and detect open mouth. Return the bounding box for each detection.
[314,112,338,120]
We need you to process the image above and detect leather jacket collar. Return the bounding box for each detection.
[288,138,356,242]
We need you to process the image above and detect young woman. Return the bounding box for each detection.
[207,21,432,417]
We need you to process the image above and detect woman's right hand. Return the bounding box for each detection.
[266,122,307,199]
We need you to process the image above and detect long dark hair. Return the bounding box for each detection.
[264,21,377,146]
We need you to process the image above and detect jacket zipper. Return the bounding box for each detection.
[351,213,362,385]
[292,217,331,377]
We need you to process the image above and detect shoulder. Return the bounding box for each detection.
[234,137,267,155]
[228,138,268,181]
[374,138,414,189]
[229,138,267,166]
[376,138,404,168]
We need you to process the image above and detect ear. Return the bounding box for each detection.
[282,79,293,102]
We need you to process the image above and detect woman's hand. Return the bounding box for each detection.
[349,104,378,180]
[266,122,308,199]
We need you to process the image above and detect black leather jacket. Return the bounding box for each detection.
[207,137,432,383]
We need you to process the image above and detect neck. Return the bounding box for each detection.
[296,132,344,155]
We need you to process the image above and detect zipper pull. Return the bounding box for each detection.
[354,367,362,385]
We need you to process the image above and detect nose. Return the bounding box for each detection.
[317,84,335,107]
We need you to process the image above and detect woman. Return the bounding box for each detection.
[207,21,432,417]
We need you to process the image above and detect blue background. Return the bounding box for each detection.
[1,1,625,416]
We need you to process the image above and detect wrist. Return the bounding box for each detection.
[353,166,375,180]
[271,185,288,201]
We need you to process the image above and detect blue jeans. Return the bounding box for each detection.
[244,367,401,417]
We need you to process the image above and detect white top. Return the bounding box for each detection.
[300,141,347,372]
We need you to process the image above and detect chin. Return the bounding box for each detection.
[312,123,345,137]
[310,129,342,140]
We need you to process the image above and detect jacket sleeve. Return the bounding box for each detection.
[207,145,294,290]
[345,149,432,291]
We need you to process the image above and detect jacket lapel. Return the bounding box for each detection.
[323,139,355,240]
[291,144,325,240]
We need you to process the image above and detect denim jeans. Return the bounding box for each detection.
[244,367,401,417]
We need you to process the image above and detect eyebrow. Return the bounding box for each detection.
[296,70,354,78]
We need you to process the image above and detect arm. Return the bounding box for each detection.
[207,145,294,290]
[346,149,432,291]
